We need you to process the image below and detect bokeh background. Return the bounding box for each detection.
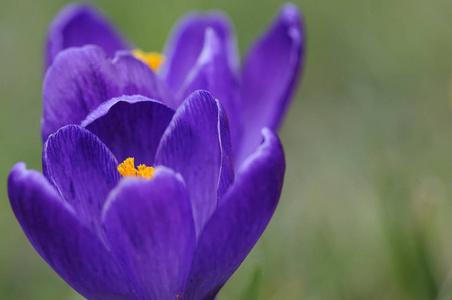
[1,0,452,299]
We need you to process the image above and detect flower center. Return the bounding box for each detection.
[132,49,164,71]
[117,157,154,179]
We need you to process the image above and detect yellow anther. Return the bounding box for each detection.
[132,49,164,71]
[117,157,137,177]
[118,157,154,179]
[137,164,154,178]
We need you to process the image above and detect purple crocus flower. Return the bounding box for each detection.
[9,3,302,299]
[9,91,284,299]
[43,2,304,167]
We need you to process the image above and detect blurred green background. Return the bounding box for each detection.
[1,0,452,299]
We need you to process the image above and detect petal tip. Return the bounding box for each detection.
[240,128,285,174]
[10,161,27,174]
[49,3,100,28]
[46,2,130,69]
[187,89,216,102]
[260,127,283,153]
[8,162,27,192]
[278,4,303,42]
[44,44,108,80]
[280,3,302,25]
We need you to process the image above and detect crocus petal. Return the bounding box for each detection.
[45,3,130,69]
[178,28,241,154]
[8,163,134,300]
[217,100,235,201]
[103,167,195,299]
[82,95,175,166]
[43,125,120,240]
[238,3,304,166]
[42,45,175,142]
[184,128,285,300]
[155,90,234,237]
[113,51,177,108]
[160,11,239,94]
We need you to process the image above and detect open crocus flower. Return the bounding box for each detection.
[9,91,285,299]
[43,2,304,166]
